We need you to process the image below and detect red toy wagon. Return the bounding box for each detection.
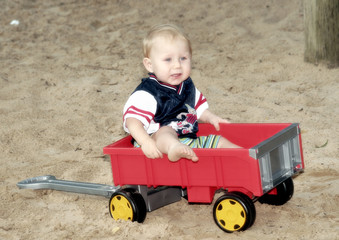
[103,123,304,232]
[18,123,304,233]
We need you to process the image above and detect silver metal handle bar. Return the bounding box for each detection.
[17,175,120,198]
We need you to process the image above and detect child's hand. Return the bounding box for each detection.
[126,118,163,159]
[140,138,163,159]
[210,116,230,131]
[200,109,230,131]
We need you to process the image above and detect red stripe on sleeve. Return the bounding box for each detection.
[195,93,207,110]
[123,106,154,124]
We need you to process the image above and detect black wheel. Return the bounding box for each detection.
[259,177,294,206]
[213,192,256,233]
[109,189,147,223]
[235,192,256,230]
[130,190,147,223]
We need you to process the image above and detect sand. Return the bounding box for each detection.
[0,0,338,239]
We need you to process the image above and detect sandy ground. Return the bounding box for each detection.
[1,0,338,239]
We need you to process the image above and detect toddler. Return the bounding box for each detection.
[123,24,240,162]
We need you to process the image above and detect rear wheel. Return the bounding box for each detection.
[235,192,256,229]
[109,189,147,223]
[259,177,294,206]
[213,192,256,233]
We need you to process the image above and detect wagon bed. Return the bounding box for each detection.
[103,123,304,203]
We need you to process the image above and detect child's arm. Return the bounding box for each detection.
[199,109,230,131]
[125,118,163,159]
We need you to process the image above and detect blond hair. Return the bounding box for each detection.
[143,24,192,58]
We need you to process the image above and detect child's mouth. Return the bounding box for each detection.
[171,73,182,78]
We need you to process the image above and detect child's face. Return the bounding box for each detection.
[143,36,191,86]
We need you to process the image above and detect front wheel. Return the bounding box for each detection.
[109,189,147,223]
[213,192,256,233]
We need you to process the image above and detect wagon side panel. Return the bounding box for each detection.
[181,149,263,202]
[110,153,149,186]
[216,150,263,197]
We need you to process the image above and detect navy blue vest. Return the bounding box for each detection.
[133,75,199,138]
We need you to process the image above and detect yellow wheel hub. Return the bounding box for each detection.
[110,194,134,221]
[215,198,247,232]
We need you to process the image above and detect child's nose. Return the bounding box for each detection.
[173,59,181,68]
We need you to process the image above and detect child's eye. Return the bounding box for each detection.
[180,57,187,61]
[164,58,171,62]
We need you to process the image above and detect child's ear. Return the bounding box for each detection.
[143,58,153,72]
